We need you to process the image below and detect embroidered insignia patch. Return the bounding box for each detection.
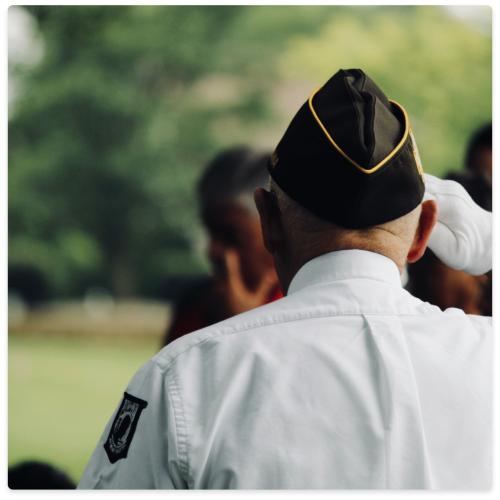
[104,392,148,464]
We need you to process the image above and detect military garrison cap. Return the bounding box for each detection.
[269,69,425,228]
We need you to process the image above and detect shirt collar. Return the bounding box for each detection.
[287,249,403,295]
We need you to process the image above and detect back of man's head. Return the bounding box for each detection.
[270,178,421,273]
[257,69,436,290]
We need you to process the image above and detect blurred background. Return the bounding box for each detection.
[8,5,491,485]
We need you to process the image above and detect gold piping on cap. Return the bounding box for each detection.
[308,87,413,175]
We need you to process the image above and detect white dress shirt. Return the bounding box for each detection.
[78,250,491,490]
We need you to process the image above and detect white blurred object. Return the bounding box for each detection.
[424,173,492,275]
[443,6,491,35]
[8,290,27,327]
[83,287,115,320]
[8,6,45,107]
[8,6,44,66]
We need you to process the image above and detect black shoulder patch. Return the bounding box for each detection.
[104,392,148,464]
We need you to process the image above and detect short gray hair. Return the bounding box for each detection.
[270,178,421,244]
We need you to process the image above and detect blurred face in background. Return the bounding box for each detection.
[409,252,489,315]
[431,262,488,315]
[470,146,492,184]
[202,200,276,291]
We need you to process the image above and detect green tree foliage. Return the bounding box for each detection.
[9,5,333,298]
[8,6,491,299]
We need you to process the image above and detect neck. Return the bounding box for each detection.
[276,236,406,294]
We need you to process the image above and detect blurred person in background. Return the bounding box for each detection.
[8,461,75,489]
[407,248,490,315]
[447,122,492,211]
[162,147,282,346]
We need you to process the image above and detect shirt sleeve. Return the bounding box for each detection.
[424,173,492,275]
[78,360,188,489]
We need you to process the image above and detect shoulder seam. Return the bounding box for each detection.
[152,306,445,373]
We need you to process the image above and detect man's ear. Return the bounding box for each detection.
[254,188,284,254]
[407,200,438,263]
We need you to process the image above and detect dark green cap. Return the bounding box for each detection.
[269,69,425,228]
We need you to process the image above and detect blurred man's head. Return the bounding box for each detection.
[198,147,276,291]
[465,122,492,183]
[8,461,75,489]
[256,69,437,292]
[408,249,489,315]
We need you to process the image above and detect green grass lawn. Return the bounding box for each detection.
[8,334,160,484]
